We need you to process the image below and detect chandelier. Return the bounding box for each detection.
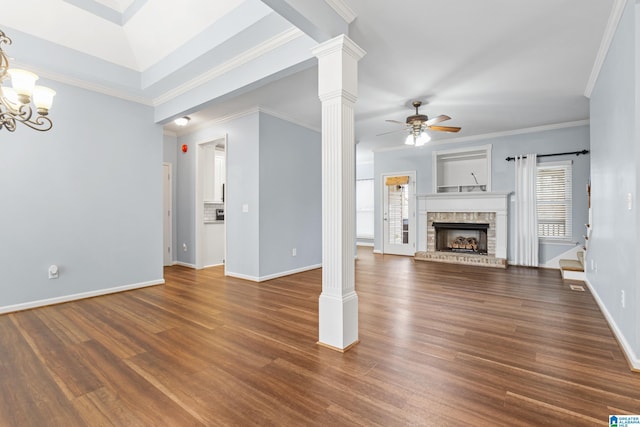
[0,29,55,132]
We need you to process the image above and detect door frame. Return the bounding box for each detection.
[162,162,173,266]
[381,170,416,256]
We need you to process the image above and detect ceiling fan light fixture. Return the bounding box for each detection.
[415,131,431,147]
[405,134,415,145]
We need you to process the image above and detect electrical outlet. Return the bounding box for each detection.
[48,265,59,279]
[292,248,297,257]
[183,243,188,252]
[621,290,626,308]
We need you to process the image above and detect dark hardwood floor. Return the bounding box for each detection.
[1,247,638,426]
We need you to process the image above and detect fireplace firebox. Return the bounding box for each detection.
[433,222,489,255]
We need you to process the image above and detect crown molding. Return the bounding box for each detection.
[323,0,357,23]
[152,27,305,107]
[584,0,627,98]
[13,27,305,109]
[173,106,321,138]
[372,120,591,153]
[13,61,153,106]
[257,106,321,132]
[174,107,261,137]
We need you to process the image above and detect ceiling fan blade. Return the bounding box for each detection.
[376,128,408,136]
[425,115,451,126]
[385,119,406,125]
[428,125,461,133]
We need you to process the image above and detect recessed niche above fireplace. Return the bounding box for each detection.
[433,145,492,193]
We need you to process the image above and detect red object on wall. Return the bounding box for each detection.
[181,144,188,153]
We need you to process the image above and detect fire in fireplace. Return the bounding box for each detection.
[433,222,489,255]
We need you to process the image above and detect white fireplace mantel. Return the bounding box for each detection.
[419,192,510,214]
[419,192,510,260]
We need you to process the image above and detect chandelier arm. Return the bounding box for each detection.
[16,104,52,131]
[0,112,17,132]
[0,103,53,132]
[0,30,11,78]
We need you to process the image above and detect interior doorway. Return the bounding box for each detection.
[382,171,416,256]
[162,162,173,266]
[195,136,227,269]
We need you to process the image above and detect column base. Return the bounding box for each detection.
[318,291,358,350]
[317,339,360,353]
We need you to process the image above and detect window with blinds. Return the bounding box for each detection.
[536,161,572,239]
[356,179,374,239]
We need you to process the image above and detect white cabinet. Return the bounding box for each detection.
[214,148,225,203]
[433,145,492,193]
[202,145,225,203]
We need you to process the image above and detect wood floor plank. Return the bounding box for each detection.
[0,315,86,427]
[1,248,639,426]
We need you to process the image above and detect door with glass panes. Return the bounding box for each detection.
[382,172,416,256]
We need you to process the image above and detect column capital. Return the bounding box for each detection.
[312,34,366,61]
[313,35,366,101]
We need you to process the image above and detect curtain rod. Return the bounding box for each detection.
[505,149,589,162]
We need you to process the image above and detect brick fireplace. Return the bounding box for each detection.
[415,192,509,268]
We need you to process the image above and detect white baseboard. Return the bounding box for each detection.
[226,263,322,282]
[225,271,259,281]
[172,262,222,270]
[357,242,374,247]
[584,278,640,371]
[373,250,382,254]
[201,263,224,269]
[173,261,196,269]
[0,279,165,315]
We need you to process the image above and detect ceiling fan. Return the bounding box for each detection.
[379,101,461,146]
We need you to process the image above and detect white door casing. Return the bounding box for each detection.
[162,163,173,266]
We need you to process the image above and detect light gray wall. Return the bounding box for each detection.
[175,129,196,266]
[373,124,590,264]
[589,0,639,362]
[174,111,322,280]
[258,113,321,277]
[176,113,260,274]
[356,161,374,180]
[163,133,178,263]
[0,82,163,310]
[226,114,261,277]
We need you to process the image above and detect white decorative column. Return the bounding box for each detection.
[312,35,365,351]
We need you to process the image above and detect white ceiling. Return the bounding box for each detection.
[1,0,616,161]
[92,0,137,13]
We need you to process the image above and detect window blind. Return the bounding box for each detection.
[536,162,572,239]
[356,179,374,239]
